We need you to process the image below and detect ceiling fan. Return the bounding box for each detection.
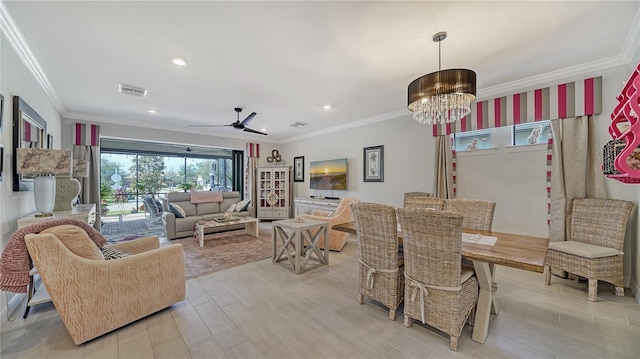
[189,107,267,135]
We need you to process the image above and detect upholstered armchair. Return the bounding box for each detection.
[300,197,359,251]
[25,227,185,345]
[544,198,634,301]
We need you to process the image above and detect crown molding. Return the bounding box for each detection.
[620,7,640,63]
[63,112,281,144]
[0,3,66,113]
[476,55,630,102]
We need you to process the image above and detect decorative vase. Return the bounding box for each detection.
[54,176,81,211]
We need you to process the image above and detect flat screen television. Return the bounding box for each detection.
[309,158,347,190]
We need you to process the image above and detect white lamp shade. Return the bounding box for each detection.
[34,176,56,215]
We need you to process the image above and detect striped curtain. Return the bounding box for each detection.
[245,143,260,216]
[431,77,602,136]
[72,123,101,230]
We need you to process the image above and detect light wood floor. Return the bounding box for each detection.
[2,237,639,359]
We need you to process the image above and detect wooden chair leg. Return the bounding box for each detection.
[449,336,458,351]
[403,315,412,328]
[389,308,396,321]
[588,278,598,302]
[358,293,365,304]
[615,286,625,296]
[543,265,551,285]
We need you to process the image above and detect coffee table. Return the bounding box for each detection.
[194,216,259,247]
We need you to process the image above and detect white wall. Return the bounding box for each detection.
[282,115,435,207]
[1,34,63,319]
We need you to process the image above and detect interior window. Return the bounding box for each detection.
[513,121,551,146]
[454,129,491,151]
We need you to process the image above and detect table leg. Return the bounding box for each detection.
[245,220,259,237]
[471,260,493,344]
[489,263,499,315]
[199,226,205,247]
[294,229,301,274]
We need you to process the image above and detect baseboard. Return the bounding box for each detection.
[1,293,26,327]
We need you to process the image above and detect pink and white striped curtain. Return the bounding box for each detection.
[431,77,602,136]
[245,143,260,216]
[72,123,101,230]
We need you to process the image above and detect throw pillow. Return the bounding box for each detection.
[101,246,132,260]
[234,199,251,212]
[225,204,236,213]
[190,191,224,204]
[40,225,104,260]
[169,203,186,218]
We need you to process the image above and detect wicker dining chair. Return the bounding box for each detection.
[396,208,479,351]
[351,202,404,320]
[403,192,439,209]
[444,199,496,231]
[544,198,634,301]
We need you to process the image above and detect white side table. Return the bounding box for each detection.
[272,218,328,274]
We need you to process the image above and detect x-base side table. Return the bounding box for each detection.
[272,218,328,274]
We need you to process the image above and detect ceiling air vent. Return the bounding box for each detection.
[290,122,308,128]
[118,84,148,98]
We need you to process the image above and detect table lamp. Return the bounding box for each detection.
[54,159,90,211]
[16,148,72,216]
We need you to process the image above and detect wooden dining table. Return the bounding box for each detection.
[332,221,549,344]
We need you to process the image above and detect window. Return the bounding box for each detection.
[454,129,492,151]
[513,121,550,146]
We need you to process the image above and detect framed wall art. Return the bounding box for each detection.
[363,145,384,182]
[0,93,4,133]
[293,156,304,182]
[13,96,47,191]
[0,145,4,182]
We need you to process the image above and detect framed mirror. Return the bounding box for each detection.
[13,96,47,191]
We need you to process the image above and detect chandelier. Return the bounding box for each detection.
[408,32,476,125]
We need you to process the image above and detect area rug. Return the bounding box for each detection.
[162,222,273,280]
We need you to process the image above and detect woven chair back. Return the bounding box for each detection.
[403,192,435,208]
[444,199,495,231]
[397,208,463,288]
[570,198,634,251]
[351,202,399,270]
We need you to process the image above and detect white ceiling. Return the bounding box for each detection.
[2,1,639,143]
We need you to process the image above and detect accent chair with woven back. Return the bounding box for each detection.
[544,198,634,301]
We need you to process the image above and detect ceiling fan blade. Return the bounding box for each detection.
[243,126,267,135]
[188,124,232,127]
[240,112,257,126]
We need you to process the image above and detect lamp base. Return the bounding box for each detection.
[35,213,55,217]
[54,176,82,211]
[34,176,56,216]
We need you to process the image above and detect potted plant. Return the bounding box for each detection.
[178,182,195,192]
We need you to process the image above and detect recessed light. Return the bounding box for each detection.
[147,109,157,114]
[261,128,267,132]
[323,105,332,110]
[290,122,308,128]
[172,58,187,66]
